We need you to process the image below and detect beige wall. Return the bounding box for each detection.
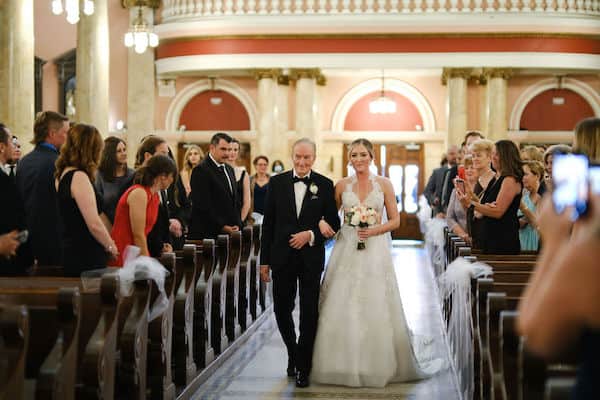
[35,1,129,136]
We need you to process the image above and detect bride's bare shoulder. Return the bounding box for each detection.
[375,175,393,190]
[334,177,352,191]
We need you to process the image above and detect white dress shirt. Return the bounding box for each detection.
[292,169,315,246]
[209,153,233,194]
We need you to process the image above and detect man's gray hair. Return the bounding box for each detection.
[292,137,317,154]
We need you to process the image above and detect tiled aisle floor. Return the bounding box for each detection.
[192,242,461,400]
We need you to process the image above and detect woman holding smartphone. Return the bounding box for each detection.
[446,155,476,243]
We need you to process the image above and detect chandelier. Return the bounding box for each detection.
[369,74,397,114]
[51,0,94,24]
[124,6,159,54]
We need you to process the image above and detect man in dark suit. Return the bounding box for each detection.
[260,138,340,388]
[189,132,242,240]
[16,111,69,266]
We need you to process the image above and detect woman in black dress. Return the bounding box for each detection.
[459,140,523,254]
[55,124,118,276]
[466,139,496,249]
[250,155,270,217]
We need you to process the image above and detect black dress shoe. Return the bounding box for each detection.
[287,360,295,377]
[296,371,310,388]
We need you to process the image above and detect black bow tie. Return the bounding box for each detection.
[292,175,310,185]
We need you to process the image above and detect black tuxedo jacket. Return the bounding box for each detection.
[0,170,29,274]
[260,170,340,272]
[16,144,63,265]
[189,157,242,240]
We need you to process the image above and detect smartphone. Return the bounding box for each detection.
[552,154,588,220]
[590,164,600,195]
[455,178,465,193]
[457,165,466,180]
[16,230,28,244]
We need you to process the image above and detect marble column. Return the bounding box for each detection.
[291,68,324,168]
[273,74,290,164]
[484,68,512,142]
[442,68,471,147]
[126,7,156,165]
[76,0,110,135]
[254,69,281,164]
[0,0,34,153]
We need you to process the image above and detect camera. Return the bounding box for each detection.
[552,154,588,220]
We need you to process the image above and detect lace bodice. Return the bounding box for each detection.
[341,174,385,222]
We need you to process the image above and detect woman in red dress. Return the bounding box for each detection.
[110,155,177,266]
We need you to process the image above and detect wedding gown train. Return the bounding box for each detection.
[311,174,439,388]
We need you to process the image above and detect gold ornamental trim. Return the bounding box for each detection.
[252,68,283,81]
[483,68,514,80]
[441,68,473,85]
[121,0,161,8]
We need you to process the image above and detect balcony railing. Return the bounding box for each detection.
[162,0,600,21]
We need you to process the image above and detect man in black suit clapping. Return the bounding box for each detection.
[189,132,242,240]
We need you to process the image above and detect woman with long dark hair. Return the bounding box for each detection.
[110,154,177,266]
[55,124,118,276]
[458,139,523,254]
[95,136,135,223]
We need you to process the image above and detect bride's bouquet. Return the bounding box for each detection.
[345,205,378,250]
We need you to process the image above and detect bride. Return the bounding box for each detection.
[311,138,426,387]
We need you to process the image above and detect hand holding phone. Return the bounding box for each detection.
[455,178,465,194]
[552,154,588,220]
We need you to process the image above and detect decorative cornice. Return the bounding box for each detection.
[484,68,514,80]
[252,68,282,80]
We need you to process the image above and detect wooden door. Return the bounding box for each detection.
[342,143,424,240]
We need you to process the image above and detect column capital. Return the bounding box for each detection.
[277,74,290,85]
[289,68,326,86]
[441,68,473,85]
[483,68,514,80]
[253,68,282,81]
[121,0,161,8]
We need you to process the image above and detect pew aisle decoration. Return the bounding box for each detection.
[416,195,447,277]
[438,257,493,400]
[118,245,169,320]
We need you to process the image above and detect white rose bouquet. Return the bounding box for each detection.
[344,205,378,250]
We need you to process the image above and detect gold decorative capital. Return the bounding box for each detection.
[253,68,282,81]
[121,0,161,8]
[289,68,322,81]
[441,68,473,85]
[483,68,514,80]
[277,75,290,85]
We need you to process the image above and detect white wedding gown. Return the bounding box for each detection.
[311,174,429,387]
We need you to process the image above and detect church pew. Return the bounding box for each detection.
[238,226,254,332]
[172,245,198,386]
[0,273,121,400]
[249,224,261,321]
[0,287,80,400]
[225,230,242,343]
[148,253,177,400]
[192,239,216,370]
[544,377,576,400]
[211,235,230,355]
[0,305,28,400]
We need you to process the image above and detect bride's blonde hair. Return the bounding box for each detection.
[347,138,375,160]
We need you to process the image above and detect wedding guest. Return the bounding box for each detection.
[573,117,600,163]
[520,145,544,163]
[0,124,26,275]
[179,144,204,197]
[518,192,600,400]
[95,136,135,224]
[464,139,495,249]
[518,160,544,251]
[543,144,571,192]
[189,132,242,240]
[110,154,177,266]
[17,111,69,265]
[459,140,523,254]
[228,138,251,223]
[55,124,118,276]
[251,155,270,217]
[424,145,457,216]
[8,135,21,180]
[446,155,477,243]
[271,159,285,175]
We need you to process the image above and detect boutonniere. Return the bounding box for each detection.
[309,183,318,195]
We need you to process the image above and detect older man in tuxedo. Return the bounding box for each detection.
[189,132,242,240]
[260,138,340,388]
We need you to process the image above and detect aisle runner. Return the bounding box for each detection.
[192,244,461,400]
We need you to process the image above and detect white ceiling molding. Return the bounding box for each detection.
[156,52,600,77]
[330,78,436,134]
[164,78,258,132]
[509,77,600,131]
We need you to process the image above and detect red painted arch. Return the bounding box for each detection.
[179,90,251,130]
[344,91,423,131]
[520,88,595,131]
